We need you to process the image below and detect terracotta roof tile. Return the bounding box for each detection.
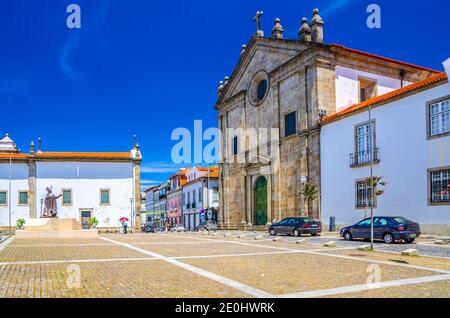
[0,153,28,159]
[321,72,448,125]
[35,152,131,159]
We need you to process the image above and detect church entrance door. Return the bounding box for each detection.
[254,176,268,226]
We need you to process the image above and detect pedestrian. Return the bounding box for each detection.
[123,221,128,234]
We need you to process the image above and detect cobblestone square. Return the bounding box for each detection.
[0,232,449,298]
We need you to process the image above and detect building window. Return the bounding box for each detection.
[198,188,202,203]
[248,70,270,106]
[62,189,72,206]
[351,121,378,166]
[0,191,6,205]
[232,136,238,156]
[213,187,219,203]
[429,98,450,137]
[257,80,268,100]
[430,169,450,204]
[100,189,110,205]
[192,190,196,203]
[359,77,377,102]
[284,111,296,137]
[18,191,28,206]
[356,180,376,208]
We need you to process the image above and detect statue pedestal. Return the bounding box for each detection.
[15,218,98,239]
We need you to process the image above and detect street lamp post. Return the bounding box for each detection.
[130,198,133,228]
[369,105,375,251]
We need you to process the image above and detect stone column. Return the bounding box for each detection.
[245,173,252,227]
[266,173,273,225]
[133,161,141,229]
[28,158,37,218]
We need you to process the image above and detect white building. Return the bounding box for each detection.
[0,135,142,230]
[320,71,449,235]
[182,167,219,231]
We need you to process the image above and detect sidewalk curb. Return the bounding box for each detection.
[0,235,14,253]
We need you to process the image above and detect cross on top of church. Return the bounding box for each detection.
[253,10,264,37]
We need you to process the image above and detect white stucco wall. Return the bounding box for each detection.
[35,162,133,227]
[321,81,450,227]
[335,66,411,111]
[0,163,29,227]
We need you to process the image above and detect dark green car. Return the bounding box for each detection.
[268,217,322,237]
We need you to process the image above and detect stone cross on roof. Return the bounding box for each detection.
[253,11,264,37]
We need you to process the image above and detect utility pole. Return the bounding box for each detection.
[369,105,374,251]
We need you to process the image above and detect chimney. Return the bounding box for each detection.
[298,17,311,41]
[271,18,284,39]
[310,8,324,43]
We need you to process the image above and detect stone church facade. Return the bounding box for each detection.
[215,9,437,229]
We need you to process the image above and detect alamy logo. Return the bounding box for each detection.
[66,264,81,289]
[366,4,381,29]
[66,4,81,29]
[366,263,382,288]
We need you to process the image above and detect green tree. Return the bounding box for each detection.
[302,182,318,216]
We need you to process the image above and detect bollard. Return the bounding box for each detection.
[329,217,336,232]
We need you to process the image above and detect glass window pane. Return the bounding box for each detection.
[0,192,6,205]
[63,190,72,205]
[285,112,296,137]
[101,190,110,204]
[19,192,28,205]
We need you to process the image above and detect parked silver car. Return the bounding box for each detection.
[196,221,218,231]
[171,225,185,232]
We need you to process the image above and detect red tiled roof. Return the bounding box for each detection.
[331,44,440,73]
[0,153,28,159]
[35,152,131,159]
[207,168,219,178]
[321,72,448,124]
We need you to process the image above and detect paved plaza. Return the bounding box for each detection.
[0,232,449,298]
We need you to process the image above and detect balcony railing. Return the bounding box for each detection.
[349,148,380,167]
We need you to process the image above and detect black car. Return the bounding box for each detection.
[268,217,322,237]
[340,216,421,244]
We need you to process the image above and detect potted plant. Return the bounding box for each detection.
[16,218,25,229]
[88,216,99,229]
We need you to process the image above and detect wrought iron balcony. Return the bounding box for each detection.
[349,148,380,167]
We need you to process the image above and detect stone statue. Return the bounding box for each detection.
[41,187,62,218]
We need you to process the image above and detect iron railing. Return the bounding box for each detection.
[350,148,379,167]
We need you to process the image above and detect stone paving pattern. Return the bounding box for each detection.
[0,232,449,298]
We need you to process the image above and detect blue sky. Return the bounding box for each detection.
[1,0,449,189]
